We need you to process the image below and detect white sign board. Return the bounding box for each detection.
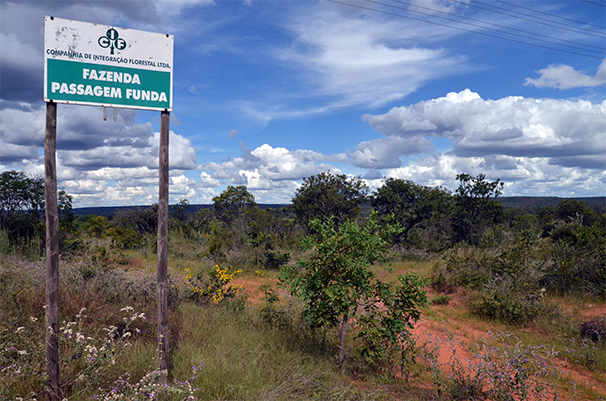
[44,16,173,111]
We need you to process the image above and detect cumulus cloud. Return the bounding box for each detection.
[525,60,606,89]
[363,89,606,170]
[382,153,606,197]
[0,102,199,207]
[348,136,433,169]
[200,143,349,202]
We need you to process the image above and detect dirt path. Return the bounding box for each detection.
[233,274,606,400]
[416,289,606,400]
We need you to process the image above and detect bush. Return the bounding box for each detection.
[469,276,545,325]
[430,294,451,305]
[431,247,496,292]
[183,264,243,305]
[421,330,562,401]
[105,226,141,249]
[580,316,606,344]
[542,221,606,299]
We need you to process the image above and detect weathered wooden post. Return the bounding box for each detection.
[157,110,170,382]
[44,101,60,401]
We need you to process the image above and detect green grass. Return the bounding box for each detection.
[3,238,604,401]
[370,259,436,283]
[0,252,434,400]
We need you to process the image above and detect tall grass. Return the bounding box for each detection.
[0,252,412,400]
[174,303,382,400]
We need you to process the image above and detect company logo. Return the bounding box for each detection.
[98,28,127,55]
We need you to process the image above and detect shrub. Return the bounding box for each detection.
[421,330,562,401]
[105,226,141,249]
[280,213,427,371]
[431,247,496,292]
[469,277,545,325]
[580,316,606,344]
[543,221,606,299]
[430,294,451,305]
[183,264,242,305]
[259,285,293,329]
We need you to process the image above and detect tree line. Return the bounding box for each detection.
[1,169,603,258]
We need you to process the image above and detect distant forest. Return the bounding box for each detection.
[73,196,606,217]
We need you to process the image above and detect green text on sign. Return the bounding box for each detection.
[46,59,171,110]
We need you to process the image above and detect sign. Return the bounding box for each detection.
[44,16,173,111]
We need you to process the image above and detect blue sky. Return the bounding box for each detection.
[1,0,605,207]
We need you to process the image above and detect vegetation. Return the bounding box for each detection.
[452,173,504,244]
[371,177,451,246]
[292,171,369,228]
[280,213,427,371]
[1,169,605,400]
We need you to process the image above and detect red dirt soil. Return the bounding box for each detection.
[234,275,606,400]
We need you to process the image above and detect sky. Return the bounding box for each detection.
[1,0,605,207]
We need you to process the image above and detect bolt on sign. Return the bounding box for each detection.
[44,16,173,111]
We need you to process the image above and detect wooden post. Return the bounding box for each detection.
[157,110,170,382]
[44,101,60,401]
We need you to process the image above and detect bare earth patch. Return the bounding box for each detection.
[233,274,605,400]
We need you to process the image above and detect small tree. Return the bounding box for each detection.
[172,198,191,222]
[212,185,256,223]
[292,171,368,229]
[452,173,504,244]
[0,170,73,247]
[371,178,452,243]
[0,170,45,241]
[280,213,427,371]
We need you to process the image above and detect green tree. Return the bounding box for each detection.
[292,171,369,229]
[556,199,595,225]
[0,171,45,240]
[452,173,504,244]
[371,178,451,243]
[85,215,111,237]
[280,213,427,371]
[172,198,191,222]
[212,185,256,223]
[113,204,158,238]
[0,170,73,245]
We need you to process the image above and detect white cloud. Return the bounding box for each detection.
[382,153,606,197]
[199,172,220,188]
[200,143,349,202]
[348,136,433,169]
[275,5,468,109]
[525,59,606,89]
[363,89,606,170]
